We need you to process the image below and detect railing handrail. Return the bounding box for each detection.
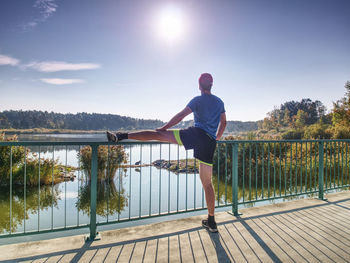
[1,138,350,146]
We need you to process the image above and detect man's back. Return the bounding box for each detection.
[187,94,225,139]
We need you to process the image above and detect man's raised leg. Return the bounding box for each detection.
[128,130,178,144]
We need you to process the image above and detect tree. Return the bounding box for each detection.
[332,81,350,127]
[295,110,307,129]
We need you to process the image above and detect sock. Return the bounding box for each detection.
[208,215,215,224]
[117,133,128,140]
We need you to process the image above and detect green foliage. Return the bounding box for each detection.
[303,123,332,139]
[0,133,63,186]
[0,110,258,134]
[295,110,307,129]
[262,98,326,131]
[332,81,350,127]
[281,130,304,140]
[330,125,350,139]
[79,145,128,180]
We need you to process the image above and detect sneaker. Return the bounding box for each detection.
[106,131,118,142]
[202,219,218,233]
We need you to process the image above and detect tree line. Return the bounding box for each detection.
[0,111,257,133]
[257,81,350,139]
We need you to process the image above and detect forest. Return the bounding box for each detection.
[0,110,257,133]
[254,81,350,139]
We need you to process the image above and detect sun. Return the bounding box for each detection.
[154,5,187,44]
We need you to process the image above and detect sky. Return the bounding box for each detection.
[0,0,349,122]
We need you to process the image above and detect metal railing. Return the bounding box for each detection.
[0,139,349,240]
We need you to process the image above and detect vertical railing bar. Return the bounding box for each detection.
[337,142,340,187]
[242,143,245,203]
[318,141,324,200]
[255,143,258,200]
[38,146,41,231]
[118,152,121,222]
[78,145,81,226]
[177,145,179,212]
[89,145,98,240]
[249,144,252,201]
[185,150,188,211]
[10,147,13,234]
[284,143,287,197]
[333,142,335,188]
[273,143,276,197]
[300,143,302,193]
[261,142,264,199]
[290,143,292,194]
[194,158,196,209]
[311,142,314,191]
[294,142,297,194]
[232,143,239,215]
[24,146,27,233]
[346,142,348,187]
[139,145,142,218]
[324,142,328,191]
[149,144,152,216]
[65,145,67,228]
[217,145,220,206]
[330,142,333,188]
[267,143,270,198]
[341,142,344,187]
[279,143,282,197]
[107,144,110,223]
[159,144,162,215]
[314,142,317,190]
[168,144,171,213]
[51,146,54,230]
[129,145,132,220]
[225,144,228,205]
[305,142,308,192]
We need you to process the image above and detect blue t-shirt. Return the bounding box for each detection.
[187,94,225,139]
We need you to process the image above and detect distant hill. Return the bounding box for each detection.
[0,110,258,133]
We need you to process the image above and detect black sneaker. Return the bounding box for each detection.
[106,131,118,142]
[202,219,218,233]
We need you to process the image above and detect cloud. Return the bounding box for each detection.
[24,0,58,29]
[26,61,101,72]
[0,54,20,66]
[40,78,85,85]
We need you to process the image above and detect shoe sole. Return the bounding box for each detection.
[106,131,117,142]
[202,222,218,233]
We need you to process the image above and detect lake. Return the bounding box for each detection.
[1,133,216,235]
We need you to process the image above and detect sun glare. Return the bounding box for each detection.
[155,5,187,44]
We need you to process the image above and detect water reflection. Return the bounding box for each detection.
[0,185,60,234]
[76,179,128,217]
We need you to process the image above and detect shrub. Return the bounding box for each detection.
[303,123,332,139]
[79,145,128,180]
[281,129,304,140]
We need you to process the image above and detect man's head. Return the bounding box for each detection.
[199,73,213,91]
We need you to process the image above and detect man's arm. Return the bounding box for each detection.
[216,112,227,140]
[156,107,192,131]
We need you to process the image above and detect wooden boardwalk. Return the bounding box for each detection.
[1,191,350,262]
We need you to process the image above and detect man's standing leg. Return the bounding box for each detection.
[199,162,217,232]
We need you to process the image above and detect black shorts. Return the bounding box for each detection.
[173,127,217,166]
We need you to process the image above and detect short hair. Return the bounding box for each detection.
[199,73,213,90]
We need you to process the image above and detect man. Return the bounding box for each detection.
[107,73,226,232]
